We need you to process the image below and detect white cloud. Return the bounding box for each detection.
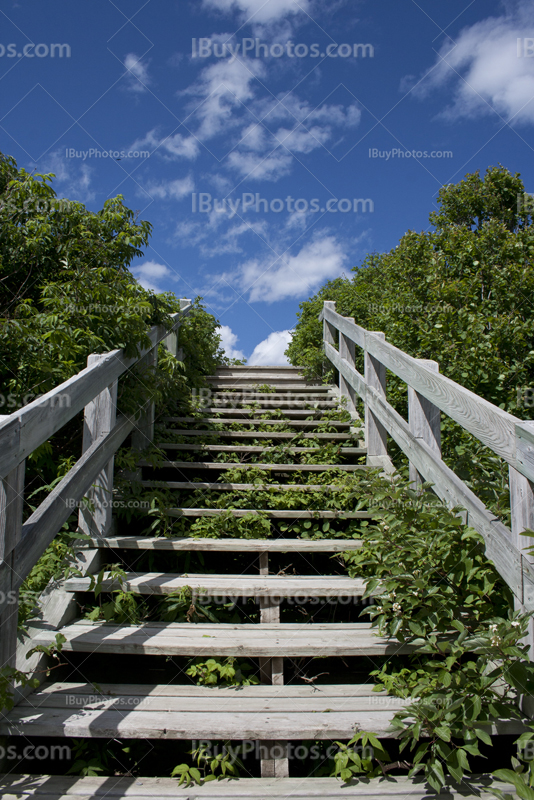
[130,128,200,160]
[413,2,534,124]
[202,0,310,24]
[124,53,151,93]
[226,147,293,180]
[38,151,95,204]
[248,330,292,365]
[143,175,194,200]
[132,260,176,292]
[235,233,348,302]
[185,58,265,140]
[217,324,246,360]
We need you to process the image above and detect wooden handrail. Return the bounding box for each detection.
[321,302,534,623]
[0,301,192,669]
[0,303,192,480]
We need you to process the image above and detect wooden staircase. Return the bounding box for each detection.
[2,365,425,782]
[2,303,533,797]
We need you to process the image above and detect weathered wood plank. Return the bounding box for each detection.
[1,706,522,741]
[78,355,118,537]
[0,416,134,614]
[408,360,441,489]
[77,537,363,552]
[157,444,365,454]
[63,572,367,598]
[158,429,351,441]
[0,774,520,799]
[0,305,191,479]
[163,417,352,428]
[365,332,387,460]
[149,461,369,472]
[164,509,370,519]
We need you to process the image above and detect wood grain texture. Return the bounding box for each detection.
[77,536,363,552]
[0,774,520,798]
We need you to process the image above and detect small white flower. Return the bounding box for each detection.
[511,621,521,628]
[491,636,500,647]
[489,624,498,633]
[393,603,402,614]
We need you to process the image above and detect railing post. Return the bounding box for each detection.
[408,360,441,490]
[78,356,118,537]
[364,333,387,462]
[0,437,24,671]
[509,426,534,664]
[131,340,159,452]
[323,301,336,350]
[339,317,357,419]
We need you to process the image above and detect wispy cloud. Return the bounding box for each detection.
[124,53,151,93]
[411,1,534,124]
[130,129,200,160]
[202,0,311,25]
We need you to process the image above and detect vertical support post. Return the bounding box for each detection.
[509,463,534,667]
[131,342,158,452]
[0,455,25,671]
[258,551,288,777]
[339,317,357,419]
[364,333,387,463]
[408,360,441,490]
[323,301,336,350]
[78,355,118,537]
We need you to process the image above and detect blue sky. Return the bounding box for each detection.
[2,0,534,363]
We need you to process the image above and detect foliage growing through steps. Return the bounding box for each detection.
[186,656,259,686]
[172,742,244,786]
[0,633,66,713]
[337,470,534,792]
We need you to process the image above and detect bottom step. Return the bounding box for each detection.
[0,774,519,798]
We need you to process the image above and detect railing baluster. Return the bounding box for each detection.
[78,355,118,537]
[339,317,357,419]
[408,360,441,490]
[509,444,534,665]
[364,333,387,461]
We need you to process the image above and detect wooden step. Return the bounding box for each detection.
[142,461,370,472]
[31,622,411,657]
[21,682,404,713]
[78,536,363,552]
[0,774,521,799]
[209,385,333,393]
[162,417,353,428]
[158,429,353,441]
[157,444,365,455]
[201,399,338,408]
[140,481,349,491]
[63,573,368,599]
[164,509,370,519]
[186,408,348,418]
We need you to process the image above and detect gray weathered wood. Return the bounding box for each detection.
[149,460,370,472]
[78,354,118,537]
[63,572,368,599]
[164,417,352,428]
[323,303,366,349]
[158,443,365,454]
[339,316,358,419]
[30,621,414,658]
[158,429,350,440]
[509,464,534,670]
[408,359,441,489]
[77,536,363,552]
[0,415,134,614]
[0,773,521,799]
[326,337,534,608]
[364,332,387,460]
[0,459,24,670]
[0,305,191,480]
[0,773,522,799]
[323,305,529,477]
